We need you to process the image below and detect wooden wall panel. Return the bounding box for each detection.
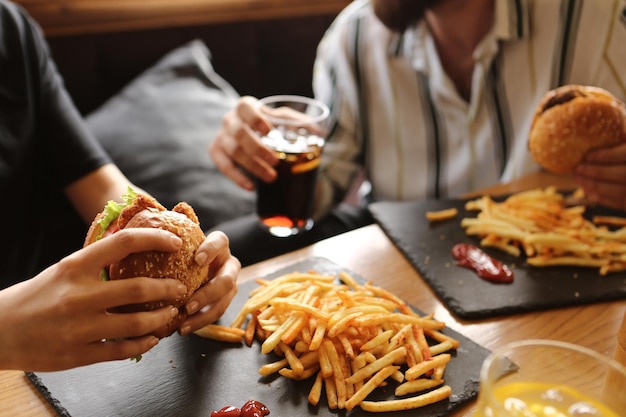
[14,0,351,37]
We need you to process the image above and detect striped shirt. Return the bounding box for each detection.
[312,0,626,217]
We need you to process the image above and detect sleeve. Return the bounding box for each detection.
[603,4,626,100]
[39,57,112,188]
[566,2,626,102]
[1,1,111,189]
[312,10,367,219]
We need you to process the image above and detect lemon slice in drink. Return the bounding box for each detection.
[291,158,320,174]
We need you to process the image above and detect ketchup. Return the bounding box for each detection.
[211,400,270,417]
[451,243,514,284]
[240,400,270,417]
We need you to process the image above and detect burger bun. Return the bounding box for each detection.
[528,85,626,173]
[86,194,208,339]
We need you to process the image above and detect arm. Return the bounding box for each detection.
[64,163,142,224]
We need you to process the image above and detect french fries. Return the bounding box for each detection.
[461,186,626,275]
[193,324,245,343]
[426,207,458,222]
[197,270,458,412]
[592,215,626,227]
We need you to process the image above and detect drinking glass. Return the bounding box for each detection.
[255,95,329,237]
[473,339,626,417]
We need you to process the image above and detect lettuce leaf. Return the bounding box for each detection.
[96,187,137,282]
[96,187,137,241]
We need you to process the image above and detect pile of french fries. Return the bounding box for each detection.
[461,186,626,275]
[196,270,458,412]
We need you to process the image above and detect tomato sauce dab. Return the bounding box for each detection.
[452,243,514,284]
[211,400,270,417]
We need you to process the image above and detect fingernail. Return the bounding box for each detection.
[180,325,191,336]
[171,235,182,247]
[170,307,179,318]
[177,283,187,296]
[149,337,159,348]
[195,252,208,266]
[186,301,199,315]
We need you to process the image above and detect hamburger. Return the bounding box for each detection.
[528,84,626,173]
[84,188,209,339]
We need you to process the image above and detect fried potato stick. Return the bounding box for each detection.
[461,187,626,275]
[360,385,452,412]
[426,207,458,222]
[192,324,244,343]
[198,270,459,413]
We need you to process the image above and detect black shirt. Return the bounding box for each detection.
[0,1,111,288]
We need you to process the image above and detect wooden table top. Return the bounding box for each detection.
[2,171,625,416]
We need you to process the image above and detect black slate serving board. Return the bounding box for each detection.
[28,257,491,417]
[368,198,626,320]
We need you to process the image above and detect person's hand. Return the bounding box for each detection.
[179,231,240,336]
[0,229,188,372]
[574,142,626,210]
[209,96,279,190]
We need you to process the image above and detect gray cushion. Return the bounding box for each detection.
[86,40,254,231]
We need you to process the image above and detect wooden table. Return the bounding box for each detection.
[2,171,625,416]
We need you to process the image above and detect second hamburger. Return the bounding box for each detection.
[529,84,626,173]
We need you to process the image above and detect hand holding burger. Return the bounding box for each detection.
[84,190,208,338]
[84,189,238,340]
[0,189,239,371]
[0,225,190,371]
[529,84,626,174]
[529,85,626,210]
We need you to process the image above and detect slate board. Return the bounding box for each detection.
[27,257,490,417]
[368,199,626,319]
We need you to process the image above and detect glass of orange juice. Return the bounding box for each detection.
[474,339,626,417]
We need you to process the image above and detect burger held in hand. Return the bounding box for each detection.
[84,189,209,339]
[529,84,626,173]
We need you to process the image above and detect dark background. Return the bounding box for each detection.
[45,14,336,115]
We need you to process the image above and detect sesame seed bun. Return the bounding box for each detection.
[528,85,626,173]
[85,193,208,339]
